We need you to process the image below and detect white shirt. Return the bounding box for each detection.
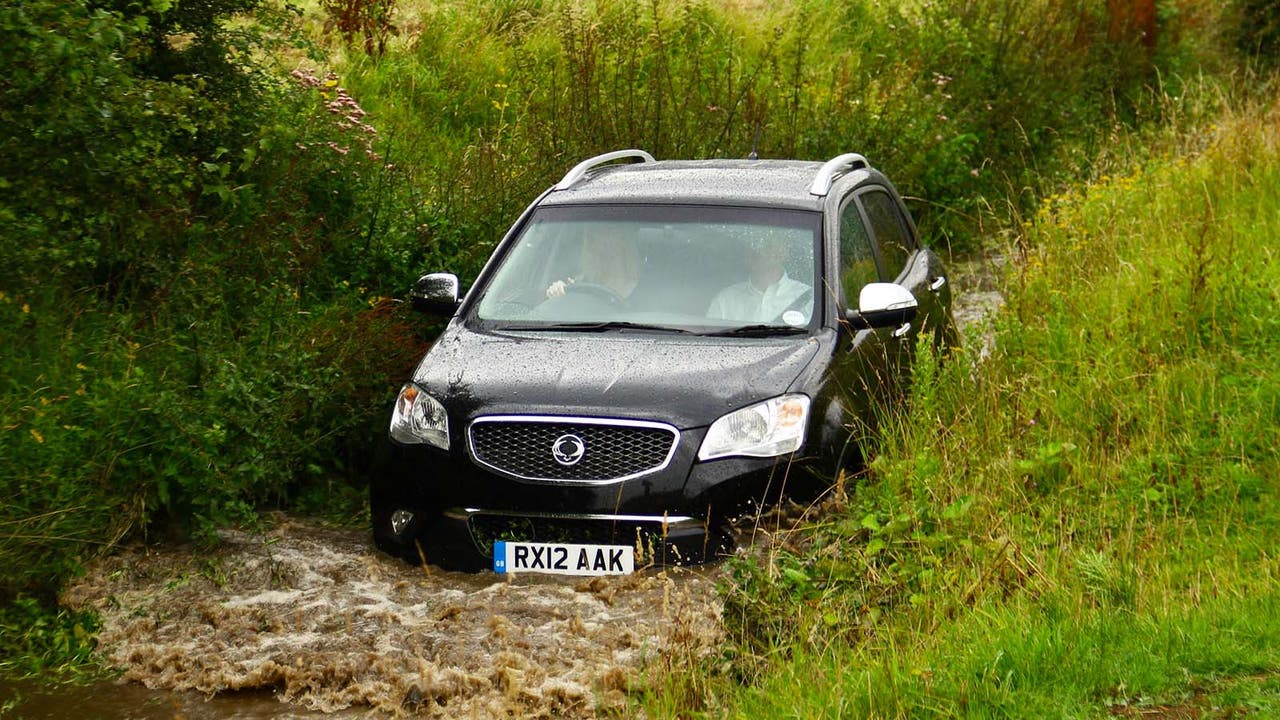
[707,273,811,324]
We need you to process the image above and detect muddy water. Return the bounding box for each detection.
[57,518,720,718]
[949,251,1007,359]
[0,678,354,719]
[24,256,1006,719]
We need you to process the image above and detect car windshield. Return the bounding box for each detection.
[473,205,821,333]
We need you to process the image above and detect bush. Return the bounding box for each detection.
[1236,0,1280,64]
[0,0,426,601]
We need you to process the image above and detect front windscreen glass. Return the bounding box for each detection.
[473,205,821,333]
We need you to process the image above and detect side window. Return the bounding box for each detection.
[860,190,915,281]
[839,199,878,307]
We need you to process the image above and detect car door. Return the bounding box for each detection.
[853,186,948,377]
[818,191,897,469]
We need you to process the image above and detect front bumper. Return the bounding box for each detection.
[371,427,813,568]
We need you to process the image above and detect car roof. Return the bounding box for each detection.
[539,159,838,211]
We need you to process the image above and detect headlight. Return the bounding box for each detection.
[697,394,810,461]
[389,383,449,449]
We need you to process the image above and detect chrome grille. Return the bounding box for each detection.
[469,417,679,484]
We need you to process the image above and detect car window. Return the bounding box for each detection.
[838,199,878,308]
[859,189,915,281]
[472,205,822,332]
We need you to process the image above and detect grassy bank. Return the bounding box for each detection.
[645,90,1280,717]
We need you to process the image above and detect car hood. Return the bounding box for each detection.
[414,325,822,428]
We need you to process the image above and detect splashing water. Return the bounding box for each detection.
[62,517,722,717]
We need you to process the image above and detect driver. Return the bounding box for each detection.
[707,233,810,323]
[545,229,641,303]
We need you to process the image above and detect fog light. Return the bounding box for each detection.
[390,510,414,535]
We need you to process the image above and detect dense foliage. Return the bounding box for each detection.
[0,0,426,601]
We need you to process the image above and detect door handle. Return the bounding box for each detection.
[892,322,912,339]
[930,276,947,292]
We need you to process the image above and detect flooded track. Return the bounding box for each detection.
[18,254,1006,719]
[58,518,721,717]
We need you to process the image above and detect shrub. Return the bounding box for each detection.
[0,0,426,601]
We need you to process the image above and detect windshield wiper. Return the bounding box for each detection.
[500,321,696,334]
[701,324,809,337]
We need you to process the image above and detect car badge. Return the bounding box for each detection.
[551,434,586,466]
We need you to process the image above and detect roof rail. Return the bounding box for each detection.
[554,149,655,190]
[808,153,869,196]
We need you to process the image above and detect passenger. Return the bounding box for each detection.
[545,229,641,303]
[707,234,810,323]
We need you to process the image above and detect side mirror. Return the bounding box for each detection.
[410,273,460,316]
[844,282,918,330]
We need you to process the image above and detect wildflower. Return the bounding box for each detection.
[22,303,30,313]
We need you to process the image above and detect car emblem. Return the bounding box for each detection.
[551,434,586,466]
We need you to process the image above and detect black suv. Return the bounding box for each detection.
[372,150,955,572]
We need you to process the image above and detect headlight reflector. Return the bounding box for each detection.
[697,394,810,461]
[389,383,449,449]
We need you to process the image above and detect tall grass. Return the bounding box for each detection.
[326,0,1229,267]
[645,87,1280,718]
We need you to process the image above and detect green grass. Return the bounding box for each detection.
[724,593,1280,718]
[643,90,1280,719]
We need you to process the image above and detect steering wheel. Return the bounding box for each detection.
[565,281,626,305]
[769,287,814,323]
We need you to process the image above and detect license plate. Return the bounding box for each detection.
[493,541,635,576]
